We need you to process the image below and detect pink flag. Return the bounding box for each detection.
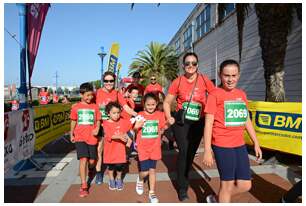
[27,3,50,79]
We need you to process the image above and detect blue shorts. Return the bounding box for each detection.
[139,159,157,171]
[212,144,251,181]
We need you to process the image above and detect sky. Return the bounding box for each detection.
[4,3,196,87]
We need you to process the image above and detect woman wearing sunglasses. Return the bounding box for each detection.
[163,52,215,201]
[94,71,138,184]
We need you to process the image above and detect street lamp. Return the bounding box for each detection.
[98,46,107,85]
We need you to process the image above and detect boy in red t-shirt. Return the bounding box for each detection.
[121,86,139,119]
[203,60,262,203]
[103,101,134,191]
[70,82,101,197]
[134,93,168,203]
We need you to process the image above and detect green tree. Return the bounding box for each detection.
[129,42,179,87]
[218,3,301,102]
[91,80,102,90]
[47,87,53,94]
[64,87,69,95]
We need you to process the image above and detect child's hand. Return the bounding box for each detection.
[70,135,75,143]
[254,144,262,162]
[203,150,214,167]
[126,137,132,148]
[167,117,175,125]
[92,127,99,136]
[134,119,145,129]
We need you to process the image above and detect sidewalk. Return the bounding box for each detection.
[4,136,302,203]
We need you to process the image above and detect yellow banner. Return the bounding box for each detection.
[34,104,71,151]
[107,42,120,74]
[244,101,302,156]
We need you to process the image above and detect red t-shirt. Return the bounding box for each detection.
[136,111,166,161]
[121,98,135,120]
[103,119,133,164]
[70,102,101,145]
[204,87,249,148]
[144,83,163,95]
[96,88,127,120]
[168,73,215,118]
[126,83,145,110]
[53,95,59,103]
[39,91,49,105]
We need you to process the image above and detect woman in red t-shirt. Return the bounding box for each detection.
[95,71,137,184]
[163,52,215,201]
[134,92,167,203]
[203,59,262,203]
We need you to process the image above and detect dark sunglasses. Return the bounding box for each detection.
[103,79,115,83]
[151,78,156,80]
[184,61,198,67]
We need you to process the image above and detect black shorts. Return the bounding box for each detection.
[97,126,104,140]
[107,163,125,172]
[75,141,97,160]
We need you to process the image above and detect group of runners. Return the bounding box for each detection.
[69,52,263,203]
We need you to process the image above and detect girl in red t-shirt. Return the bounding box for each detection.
[134,92,167,203]
[103,101,133,191]
[203,59,262,203]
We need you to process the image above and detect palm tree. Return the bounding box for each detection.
[218,3,301,102]
[129,42,179,87]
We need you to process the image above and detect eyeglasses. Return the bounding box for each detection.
[103,79,115,83]
[184,61,198,67]
[151,78,156,80]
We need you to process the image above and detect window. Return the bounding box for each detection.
[175,39,180,55]
[196,4,211,40]
[183,25,192,50]
[219,3,235,21]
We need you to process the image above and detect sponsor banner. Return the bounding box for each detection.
[34,104,71,150]
[27,3,50,78]
[4,109,36,172]
[107,43,120,74]
[244,101,302,156]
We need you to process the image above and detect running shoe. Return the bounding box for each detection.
[79,185,89,198]
[206,194,218,203]
[148,191,159,203]
[115,179,124,191]
[136,176,144,195]
[108,179,116,190]
[95,172,103,185]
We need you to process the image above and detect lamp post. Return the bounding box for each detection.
[17,3,28,109]
[98,46,107,85]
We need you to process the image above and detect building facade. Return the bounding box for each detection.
[169,3,302,102]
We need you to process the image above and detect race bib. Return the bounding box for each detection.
[224,101,248,126]
[182,102,202,121]
[99,105,109,120]
[142,120,159,139]
[78,109,95,125]
[135,95,142,105]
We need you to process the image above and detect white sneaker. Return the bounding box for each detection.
[136,176,144,195]
[206,194,217,203]
[149,191,159,203]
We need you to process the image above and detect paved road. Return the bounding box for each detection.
[4,136,302,203]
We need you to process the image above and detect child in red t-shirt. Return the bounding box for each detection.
[121,86,139,120]
[103,101,134,191]
[70,82,101,198]
[134,92,168,203]
[203,60,262,203]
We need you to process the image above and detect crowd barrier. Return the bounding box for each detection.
[33,103,71,151]
[5,108,36,172]
[244,101,302,156]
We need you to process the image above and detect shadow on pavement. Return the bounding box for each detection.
[4,135,75,203]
